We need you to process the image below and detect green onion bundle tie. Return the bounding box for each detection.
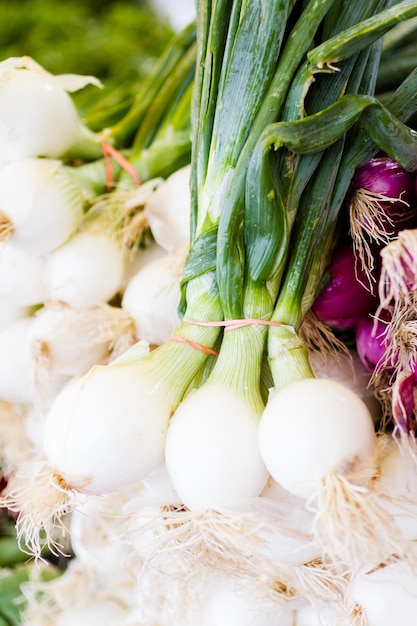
[169,319,285,353]
[168,335,220,356]
[100,140,141,191]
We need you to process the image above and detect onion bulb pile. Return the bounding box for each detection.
[2,1,417,625]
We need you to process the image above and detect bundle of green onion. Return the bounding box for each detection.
[1,1,417,625]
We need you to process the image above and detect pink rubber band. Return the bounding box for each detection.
[186,318,284,332]
[101,141,141,190]
[169,335,219,356]
[169,318,283,355]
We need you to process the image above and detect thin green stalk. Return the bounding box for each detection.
[130,40,196,152]
[307,0,417,69]
[101,22,196,147]
[214,0,339,319]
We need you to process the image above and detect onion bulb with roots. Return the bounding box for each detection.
[42,341,170,495]
[258,378,377,499]
[258,377,406,570]
[27,301,136,378]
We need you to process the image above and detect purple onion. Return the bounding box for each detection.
[311,243,376,330]
[351,157,417,233]
[355,309,392,373]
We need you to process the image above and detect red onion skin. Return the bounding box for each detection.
[352,157,417,232]
[312,243,376,330]
[355,310,392,373]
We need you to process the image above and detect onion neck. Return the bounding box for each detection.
[268,323,314,392]
[207,324,267,414]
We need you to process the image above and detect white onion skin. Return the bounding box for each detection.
[121,251,182,346]
[144,164,191,252]
[27,303,111,377]
[258,378,377,499]
[0,244,48,306]
[46,231,125,309]
[350,560,417,626]
[202,577,293,626]
[0,297,29,331]
[43,362,172,494]
[256,478,321,566]
[295,603,338,625]
[165,385,269,510]
[0,159,86,254]
[0,316,35,404]
[0,63,99,165]
[375,440,417,540]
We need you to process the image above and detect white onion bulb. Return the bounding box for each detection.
[46,230,126,308]
[295,603,339,625]
[0,158,89,254]
[0,56,101,166]
[28,301,135,378]
[42,342,172,495]
[0,295,30,330]
[259,378,376,499]
[144,164,191,251]
[165,384,269,510]
[121,247,185,345]
[350,559,417,626]
[0,243,48,306]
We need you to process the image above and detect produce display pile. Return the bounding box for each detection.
[1,1,417,624]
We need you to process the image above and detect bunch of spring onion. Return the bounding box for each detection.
[3,3,417,626]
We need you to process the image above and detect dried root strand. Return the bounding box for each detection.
[0,462,80,560]
[86,178,162,251]
[293,559,364,625]
[0,210,13,241]
[378,229,417,313]
[307,468,412,575]
[348,188,400,290]
[300,310,352,365]
[370,306,417,429]
[128,502,303,602]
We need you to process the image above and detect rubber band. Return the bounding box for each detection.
[185,318,284,332]
[169,318,283,355]
[101,140,141,191]
[169,335,219,356]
